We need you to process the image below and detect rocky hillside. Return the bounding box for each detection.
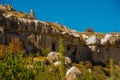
[0,4,120,64]
[0,4,35,19]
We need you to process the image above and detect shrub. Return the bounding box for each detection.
[0,45,6,58]
[0,53,35,80]
[59,36,66,80]
[42,47,51,56]
[85,28,94,32]
[0,37,63,80]
[8,38,25,54]
[110,58,115,80]
[73,62,108,80]
[35,65,61,80]
[0,38,25,59]
[0,53,62,80]
[92,66,108,80]
[85,61,93,69]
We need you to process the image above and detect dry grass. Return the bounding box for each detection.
[3,11,35,19]
[47,22,67,32]
[26,56,50,64]
[33,57,47,62]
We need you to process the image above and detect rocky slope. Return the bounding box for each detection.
[0,4,120,64]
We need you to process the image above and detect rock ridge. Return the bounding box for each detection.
[0,4,120,64]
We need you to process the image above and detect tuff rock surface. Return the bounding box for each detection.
[0,4,120,64]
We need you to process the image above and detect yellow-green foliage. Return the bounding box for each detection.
[110,58,114,80]
[0,53,62,80]
[73,62,108,80]
[0,54,35,80]
[0,37,62,80]
[42,47,51,56]
[59,36,66,80]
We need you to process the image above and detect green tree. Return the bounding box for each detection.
[59,36,66,80]
[110,58,114,80]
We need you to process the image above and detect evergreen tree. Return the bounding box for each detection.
[110,58,114,80]
[59,36,66,80]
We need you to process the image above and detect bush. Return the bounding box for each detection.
[0,38,25,58]
[0,53,62,80]
[0,37,64,80]
[42,47,51,56]
[0,45,6,58]
[85,28,94,32]
[35,65,61,80]
[0,53,35,80]
[59,36,66,80]
[8,38,25,54]
[73,62,108,80]
[85,61,93,69]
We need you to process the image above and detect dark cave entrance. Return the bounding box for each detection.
[52,42,55,51]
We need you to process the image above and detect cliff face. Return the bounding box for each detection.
[0,4,120,64]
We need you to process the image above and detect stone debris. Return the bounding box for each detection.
[82,34,89,39]
[47,52,59,63]
[66,66,82,80]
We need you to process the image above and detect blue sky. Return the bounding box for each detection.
[0,0,120,32]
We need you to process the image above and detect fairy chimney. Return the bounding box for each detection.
[30,9,35,19]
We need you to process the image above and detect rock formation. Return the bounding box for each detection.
[47,52,59,63]
[0,4,120,64]
[30,9,36,19]
[66,66,82,80]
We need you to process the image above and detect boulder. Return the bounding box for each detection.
[53,61,61,66]
[82,34,88,39]
[47,52,59,63]
[65,57,72,66]
[101,34,112,45]
[86,35,100,45]
[52,57,72,67]
[66,66,82,80]
[71,32,80,38]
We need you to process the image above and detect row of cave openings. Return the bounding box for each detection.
[51,42,77,56]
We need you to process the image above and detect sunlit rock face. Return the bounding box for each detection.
[0,4,120,64]
[86,35,99,45]
[101,34,112,45]
[0,4,14,13]
[47,52,59,63]
[66,66,82,80]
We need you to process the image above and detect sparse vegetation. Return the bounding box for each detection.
[8,38,25,54]
[85,28,94,32]
[59,36,66,80]
[41,47,51,56]
[110,58,114,80]
[0,38,61,80]
[47,22,67,32]
[0,37,120,80]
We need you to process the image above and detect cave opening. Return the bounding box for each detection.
[52,42,55,51]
